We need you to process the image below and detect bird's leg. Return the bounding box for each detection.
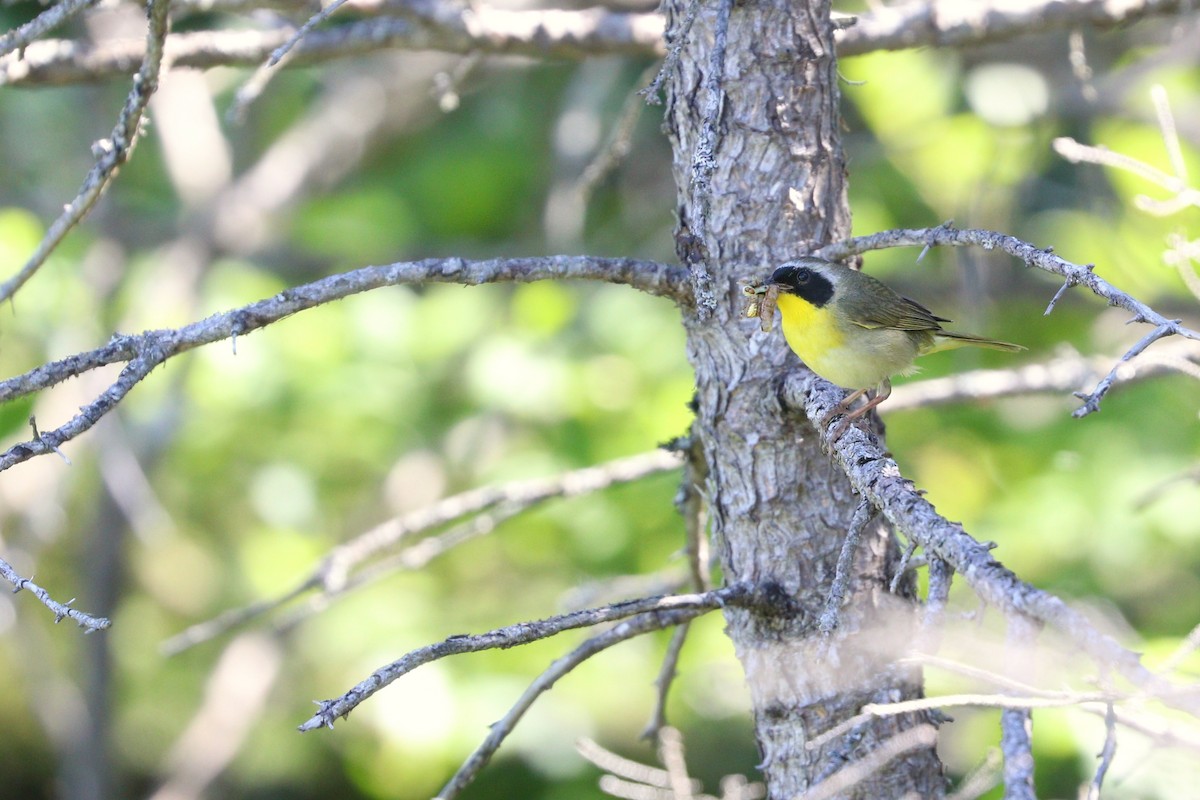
[819,386,869,430]
[827,380,892,441]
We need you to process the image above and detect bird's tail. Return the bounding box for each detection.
[931,330,1024,353]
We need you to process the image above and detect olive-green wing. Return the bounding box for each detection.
[839,272,950,332]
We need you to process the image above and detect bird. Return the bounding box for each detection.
[761,257,1023,438]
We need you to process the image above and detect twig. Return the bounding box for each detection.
[270,503,528,634]
[0,256,686,476]
[431,606,721,800]
[1150,84,1188,184]
[889,538,918,594]
[0,0,171,303]
[815,225,1200,417]
[681,0,731,319]
[640,0,703,104]
[163,449,683,653]
[29,415,71,465]
[577,63,657,202]
[786,369,1200,717]
[835,0,1194,57]
[225,0,359,119]
[915,652,1200,753]
[0,0,100,58]
[297,586,742,732]
[271,0,354,65]
[799,724,938,800]
[1083,702,1118,800]
[638,433,710,739]
[819,498,875,633]
[1000,616,1040,800]
[1055,107,1200,217]
[0,9,667,86]
[915,555,954,654]
[0,556,111,631]
[3,0,1192,88]
[886,341,1200,414]
[641,623,691,740]
[1073,322,1180,416]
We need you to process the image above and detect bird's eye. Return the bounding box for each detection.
[794,268,811,284]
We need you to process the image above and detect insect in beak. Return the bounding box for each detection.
[742,282,780,332]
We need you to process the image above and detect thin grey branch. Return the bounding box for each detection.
[162,448,682,653]
[640,0,702,104]
[814,224,1200,417]
[0,0,100,58]
[0,256,686,475]
[1083,703,1118,800]
[1000,616,1040,800]
[0,9,666,86]
[431,608,720,800]
[836,0,1194,57]
[0,0,170,302]
[784,369,1200,717]
[641,623,690,740]
[3,0,1194,87]
[297,586,742,735]
[916,555,954,654]
[818,498,876,634]
[0,556,111,631]
[885,341,1200,414]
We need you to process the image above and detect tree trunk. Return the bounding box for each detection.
[663,1,946,796]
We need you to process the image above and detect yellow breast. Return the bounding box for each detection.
[775,293,918,390]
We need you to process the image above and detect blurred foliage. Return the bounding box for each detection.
[0,5,1198,800]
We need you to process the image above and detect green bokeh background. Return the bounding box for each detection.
[0,3,1198,799]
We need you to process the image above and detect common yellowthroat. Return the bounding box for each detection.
[757,257,1023,436]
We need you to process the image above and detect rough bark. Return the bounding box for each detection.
[663,0,945,796]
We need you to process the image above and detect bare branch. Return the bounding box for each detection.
[0,8,666,86]
[297,587,741,733]
[784,369,1199,715]
[641,624,691,740]
[641,433,709,739]
[814,224,1200,417]
[999,616,1039,800]
[916,555,953,654]
[2,0,1194,88]
[163,449,683,653]
[0,0,100,59]
[0,556,111,631]
[818,498,876,634]
[886,341,1200,413]
[378,603,727,800]
[836,0,1195,58]
[1083,702,1118,800]
[640,0,702,104]
[0,0,171,302]
[0,256,686,474]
